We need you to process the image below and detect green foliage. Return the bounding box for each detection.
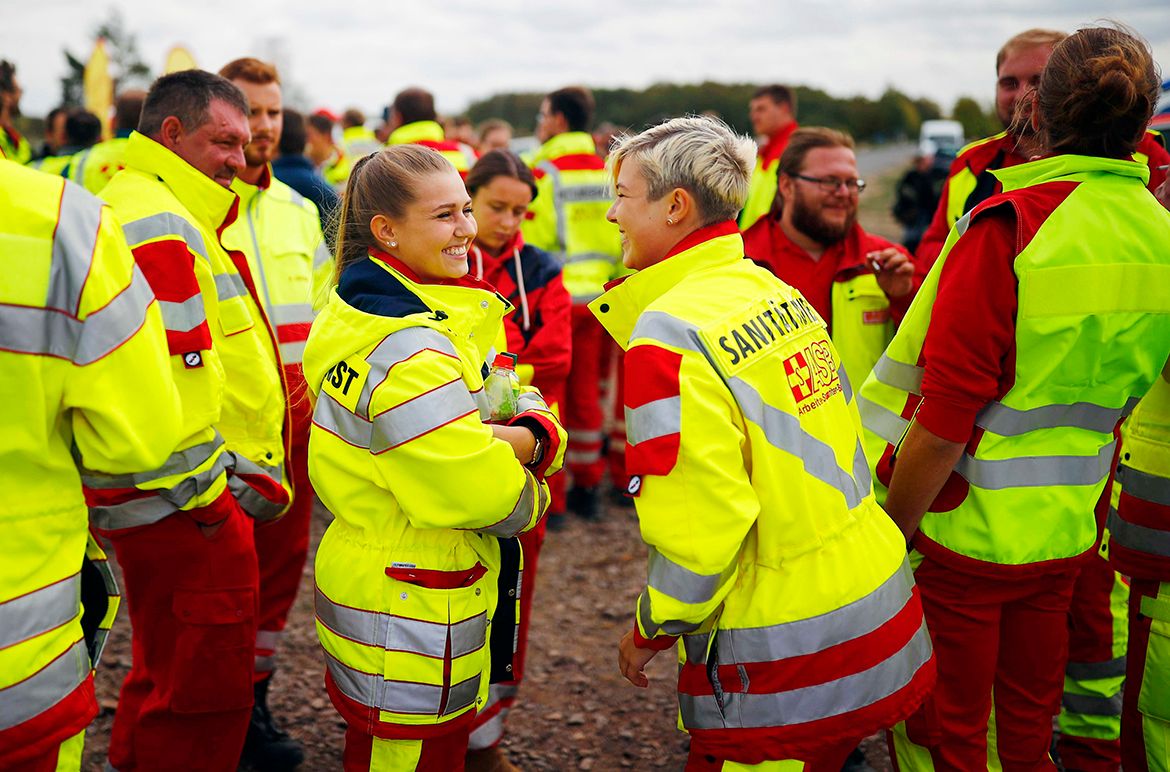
[468,81,973,143]
[952,96,1000,139]
[59,9,153,107]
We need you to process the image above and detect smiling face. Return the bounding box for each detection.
[166,98,250,187]
[779,145,859,246]
[378,169,477,282]
[607,158,676,271]
[471,175,532,255]
[233,78,282,168]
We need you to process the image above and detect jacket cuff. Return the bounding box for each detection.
[508,413,561,478]
[633,620,678,651]
[185,488,240,526]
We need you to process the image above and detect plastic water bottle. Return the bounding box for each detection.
[484,352,521,422]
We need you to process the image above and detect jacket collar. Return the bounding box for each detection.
[122,131,240,232]
[760,121,799,164]
[230,164,273,206]
[389,120,445,146]
[533,131,598,164]
[591,221,742,349]
[993,153,1150,192]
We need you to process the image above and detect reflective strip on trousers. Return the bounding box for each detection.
[227,453,286,521]
[316,588,487,659]
[0,638,90,731]
[214,271,249,302]
[354,327,460,420]
[1062,692,1122,716]
[476,470,547,539]
[89,447,233,530]
[157,294,207,334]
[0,264,155,365]
[1107,506,1170,558]
[467,683,520,750]
[679,621,933,730]
[682,559,916,665]
[0,574,80,651]
[646,547,722,605]
[326,653,480,716]
[121,212,210,264]
[1118,464,1170,506]
[256,629,283,650]
[48,181,103,316]
[625,396,681,445]
[1065,656,1127,680]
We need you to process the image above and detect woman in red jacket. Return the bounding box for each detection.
[464,150,573,772]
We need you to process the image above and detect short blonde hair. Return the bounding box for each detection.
[608,115,756,225]
[996,28,1067,72]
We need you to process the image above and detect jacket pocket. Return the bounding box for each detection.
[169,587,255,714]
[218,295,255,337]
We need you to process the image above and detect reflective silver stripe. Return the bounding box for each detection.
[728,378,867,509]
[637,589,702,638]
[1062,692,1122,716]
[255,656,276,672]
[647,547,722,605]
[858,395,909,445]
[0,264,154,365]
[956,441,1115,490]
[1065,657,1126,681]
[256,630,282,650]
[313,392,372,448]
[158,295,207,334]
[564,251,615,266]
[569,428,604,443]
[227,453,285,521]
[355,328,458,420]
[122,212,209,264]
[214,272,249,302]
[682,559,915,665]
[1118,464,1170,506]
[872,354,924,395]
[537,161,569,252]
[272,303,314,326]
[0,638,90,731]
[680,620,932,730]
[626,396,682,445]
[468,703,506,749]
[82,434,225,489]
[630,310,698,351]
[280,340,306,363]
[313,241,332,271]
[976,400,1132,436]
[89,448,233,530]
[515,391,547,415]
[371,379,477,452]
[477,470,546,538]
[1106,506,1170,558]
[839,365,853,403]
[0,574,80,651]
[48,182,104,315]
[316,588,487,660]
[555,184,611,204]
[326,654,480,716]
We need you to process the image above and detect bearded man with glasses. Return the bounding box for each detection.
[743,126,915,384]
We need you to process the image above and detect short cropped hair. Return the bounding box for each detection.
[219,57,280,85]
[65,109,102,148]
[280,108,306,155]
[113,90,146,132]
[307,112,334,135]
[607,115,756,225]
[138,69,249,137]
[996,28,1067,72]
[393,88,437,125]
[752,84,796,114]
[341,108,364,129]
[777,127,855,178]
[546,87,594,132]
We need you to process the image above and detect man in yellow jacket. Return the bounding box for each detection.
[95,69,291,771]
[219,55,331,770]
[0,161,182,771]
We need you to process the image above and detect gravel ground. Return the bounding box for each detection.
[81,497,894,771]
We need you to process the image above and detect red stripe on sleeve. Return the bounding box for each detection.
[132,239,199,303]
[625,345,681,408]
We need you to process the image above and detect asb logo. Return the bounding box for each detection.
[782,340,839,404]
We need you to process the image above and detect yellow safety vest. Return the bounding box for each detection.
[522,132,621,303]
[590,225,932,756]
[225,169,329,366]
[341,125,382,160]
[70,136,130,195]
[0,161,180,749]
[28,153,73,176]
[829,272,894,384]
[95,132,290,528]
[859,154,1170,567]
[305,254,564,733]
[739,154,780,231]
[0,127,31,165]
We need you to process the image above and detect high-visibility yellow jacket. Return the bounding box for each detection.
[28,153,73,176]
[387,120,477,176]
[860,154,1170,570]
[0,126,31,164]
[341,124,382,160]
[93,132,290,530]
[738,121,798,230]
[305,251,565,738]
[0,161,181,762]
[69,134,130,195]
[589,222,934,761]
[522,131,621,303]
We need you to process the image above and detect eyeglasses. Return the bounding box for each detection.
[792,174,867,194]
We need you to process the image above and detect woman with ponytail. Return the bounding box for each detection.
[302,145,566,770]
[857,25,1170,769]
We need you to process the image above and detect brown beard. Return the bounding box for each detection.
[790,188,855,247]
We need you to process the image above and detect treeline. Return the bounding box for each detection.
[468,82,1002,143]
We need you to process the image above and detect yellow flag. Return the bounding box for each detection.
[83,38,114,140]
[164,46,198,74]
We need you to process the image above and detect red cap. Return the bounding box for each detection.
[493,352,518,369]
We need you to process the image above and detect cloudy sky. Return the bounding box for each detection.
[4,0,1168,126]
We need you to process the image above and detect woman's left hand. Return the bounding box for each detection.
[618,630,658,688]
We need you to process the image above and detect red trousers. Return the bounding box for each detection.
[467,525,546,749]
[564,305,606,488]
[1121,579,1170,772]
[252,404,313,681]
[893,555,1077,770]
[343,724,470,771]
[686,738,857,770]
[103,505,258,771]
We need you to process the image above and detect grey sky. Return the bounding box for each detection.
[4,1,1168,127]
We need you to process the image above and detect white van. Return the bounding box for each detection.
[919,119,965,159]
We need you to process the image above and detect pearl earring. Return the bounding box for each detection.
[388,240,397,248]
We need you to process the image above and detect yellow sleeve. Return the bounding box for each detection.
[520,173,558,253]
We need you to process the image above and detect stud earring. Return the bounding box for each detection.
[387,240,397,248]
[666,218,674,225]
